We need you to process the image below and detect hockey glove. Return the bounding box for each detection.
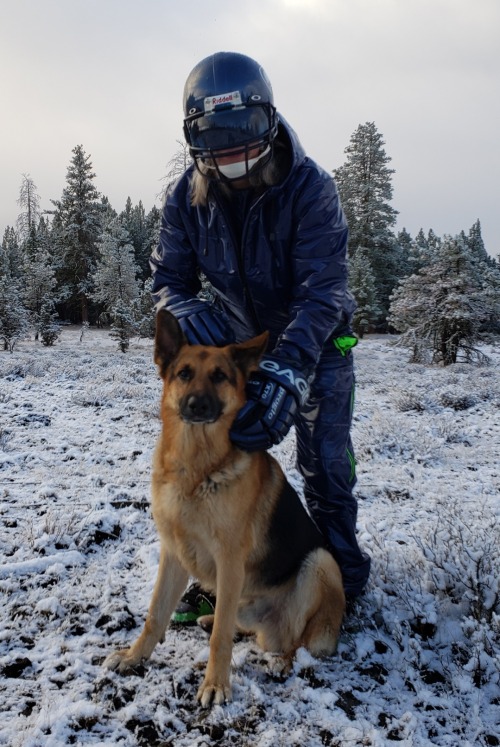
[167,299,234,346]
[230,355,310,452]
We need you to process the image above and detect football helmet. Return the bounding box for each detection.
[183,52,278,180]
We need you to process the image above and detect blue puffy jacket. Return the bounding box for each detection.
[150,116,356,376]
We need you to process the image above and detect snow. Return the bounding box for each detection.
[1,328,499,747]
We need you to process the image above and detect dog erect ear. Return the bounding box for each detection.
[230,331,269,377]
[154,309,186,376]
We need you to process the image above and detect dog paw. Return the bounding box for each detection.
[103,649,144,674]
[197,678,232,707]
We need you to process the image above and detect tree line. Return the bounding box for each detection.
[1,126,499,363]
[336,122,500,365]
[0,146,162,352]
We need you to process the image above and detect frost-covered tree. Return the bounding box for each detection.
[0,270,29,352]
[394,228,414,279]
[38,299,60,346]
[462,219,497,269]
[19,216,59,340]
[334,122,399,326]
[389,234,500,365]
[16,174,41,257]
[134,276,156,339]
[120,198,151,280]
[50,145,103,323]
[160,139,193,199]
[335,123,398,252]
[92,218,141,351]
[0,281,28,351]
[458,220,500,333]
[403,228,442,277]
[99,196,118,227]
[138,205,162,279]
[23,246,58,340]
[93,218,140,307]
[107,298,136,353]
[1,226,22,279]
[0,228,29,349]
[413,227,430,256]
[348,246,382,336]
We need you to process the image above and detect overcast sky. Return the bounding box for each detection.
[1,0,499,255]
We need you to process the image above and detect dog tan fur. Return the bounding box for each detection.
[105,309,345,706]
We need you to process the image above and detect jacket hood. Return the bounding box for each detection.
[275,113,307,170]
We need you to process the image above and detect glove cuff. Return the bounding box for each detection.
[165,298,234,346]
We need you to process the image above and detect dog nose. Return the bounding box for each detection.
[182,394,220,423]
[187,395,210,418]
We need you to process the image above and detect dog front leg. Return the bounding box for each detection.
[104,545,188,672]
[197,561,245,707]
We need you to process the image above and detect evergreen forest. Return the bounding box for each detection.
[1,125,499,363]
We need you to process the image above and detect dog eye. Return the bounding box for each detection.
[177,366,193,381]
[210,368,228,384]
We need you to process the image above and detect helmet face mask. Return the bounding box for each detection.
[184,102,276,182]
[182,52,278,182]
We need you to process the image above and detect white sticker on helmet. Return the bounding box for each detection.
[204,91,242,112]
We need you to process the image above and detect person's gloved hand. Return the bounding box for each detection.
[230,355,310,451]
[167,299,234,346]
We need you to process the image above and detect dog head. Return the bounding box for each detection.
[154,309,268,425]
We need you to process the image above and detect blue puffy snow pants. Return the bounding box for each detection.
[295,345,371,597]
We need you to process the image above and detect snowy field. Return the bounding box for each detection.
[0,328,499,747]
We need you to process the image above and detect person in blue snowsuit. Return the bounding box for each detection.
[150,52,370,620]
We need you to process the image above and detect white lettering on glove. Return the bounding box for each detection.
[259,359,309,401]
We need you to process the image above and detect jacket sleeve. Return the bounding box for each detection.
[271,165,355,375]
[149,173,202,310]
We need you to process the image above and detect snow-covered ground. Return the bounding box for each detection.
[1,328,499,747]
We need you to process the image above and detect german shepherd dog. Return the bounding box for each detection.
[105,309,345,706]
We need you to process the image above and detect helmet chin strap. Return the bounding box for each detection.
[216,146,271,180]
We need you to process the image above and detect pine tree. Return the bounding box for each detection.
[405,228,443,277]
[0,276,29,351]
[135,277,156,339]
[16,174,41,257]
[464,219,497,269]
[0,237,29,351]
[23,245,58,339]
[414,228,431,257]
[348,247,382,336]
[1,227,23,279]
[395,228,414,279]
[389,234,500,365]
[100,196,118,226]
[334,122,399,327]
[0,227,30,350]
[108,298,136,353]
[138,205,161,279]
[18,215,59,339]
[120,199,150,280]
[39,299,61,346]
[50,145,103,323]
[463,221,500,334]
[92,218,141,351]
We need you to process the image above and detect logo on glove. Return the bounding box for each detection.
[259,359,309,401]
